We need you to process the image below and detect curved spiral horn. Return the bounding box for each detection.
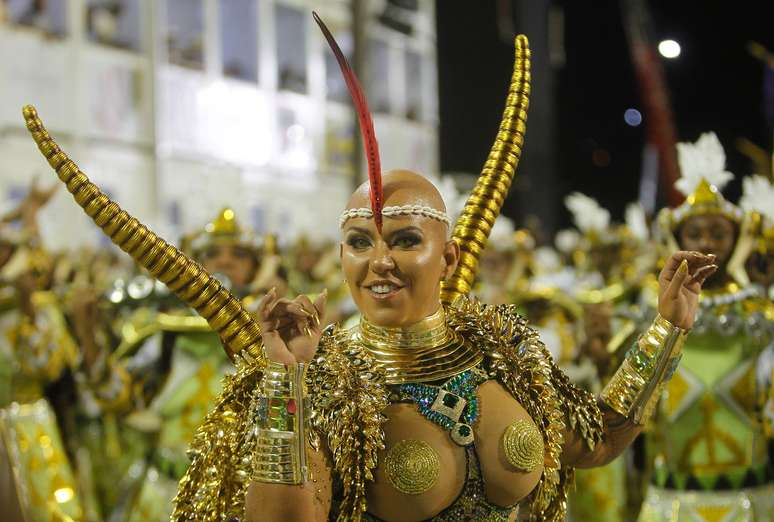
[22,105,263,365]
[441,35,531,305]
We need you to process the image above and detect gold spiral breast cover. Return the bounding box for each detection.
[441,35,531,305]
[384,439,440,495]
[502,418,544,472]
[21,105,262,364]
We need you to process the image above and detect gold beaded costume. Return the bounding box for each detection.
[20,12,692,522]
[77,208,260,522]
[639,134,774,521]
[0,225,83,520]
[174,298,604,521]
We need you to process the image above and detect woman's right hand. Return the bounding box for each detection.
[256,287,327,365]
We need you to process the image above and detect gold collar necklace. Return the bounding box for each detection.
[358,307,451,349]
[356,307,483,384]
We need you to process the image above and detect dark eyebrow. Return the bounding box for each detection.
[386,226,424,238]
[393,226,423,233]
[344,226,373,236]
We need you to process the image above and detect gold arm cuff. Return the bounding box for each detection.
[600,315,686,424]
[251,361,309,484]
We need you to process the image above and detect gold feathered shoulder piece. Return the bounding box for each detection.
[448,298,604,521]
[172,352,265,521]
[172,323,390,522]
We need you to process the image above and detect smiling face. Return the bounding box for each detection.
[340,170,459,327]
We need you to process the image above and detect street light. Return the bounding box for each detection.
[658,39,681,59]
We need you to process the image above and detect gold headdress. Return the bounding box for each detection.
[564,191,612,245]
[441,35,531,304]
[185,207,257,258]
[315,11,530,300]
[562,192,643,286]
[658,132,750,284]
[663,132,742,230]
[740,174,774,242]
[21,106,263,364]
[658,133,742,249]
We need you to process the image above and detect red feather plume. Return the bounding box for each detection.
[313,12,383,232]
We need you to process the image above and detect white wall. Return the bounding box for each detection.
[0,0,439,250]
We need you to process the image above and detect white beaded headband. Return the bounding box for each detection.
[339,205,451,229]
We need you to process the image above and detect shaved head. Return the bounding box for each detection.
[346,170,447,213]
[339,169,459,327]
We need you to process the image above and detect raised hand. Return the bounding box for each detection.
[657,251,718,330]
[4,177,59,234]
[26,176,58,209]
[256,287,327,365]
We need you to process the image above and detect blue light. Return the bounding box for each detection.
[624,108,642,127]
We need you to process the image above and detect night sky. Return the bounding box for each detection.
[436,0,773,234]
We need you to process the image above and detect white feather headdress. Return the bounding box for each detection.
[675,132,734,196]
[564,192,610,233]
[740,175,774,222]
[625,202,649,241]
[488,215,516,250]
[555,228,580,254]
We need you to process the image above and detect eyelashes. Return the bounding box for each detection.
[392,233,422,248]
[346,235,372,249]
[344,231,423,250]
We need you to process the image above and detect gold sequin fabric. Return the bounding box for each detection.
[172,297,605,522]
[445,299,604,521]
[503,419,544,472]
[384,439,440,495]
[172,360,259,521]
[307,328,389,517]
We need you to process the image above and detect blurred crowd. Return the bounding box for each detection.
[1,131,774,521]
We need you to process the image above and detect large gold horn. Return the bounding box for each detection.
[441,35,531,305]
[22,105,262,365]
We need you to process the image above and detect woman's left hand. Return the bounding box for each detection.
[657,251,718,330]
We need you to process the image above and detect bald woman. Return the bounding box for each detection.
[244,170,716,521]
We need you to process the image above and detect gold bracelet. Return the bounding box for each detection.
[251,361,309,484]
[600,315,686,424]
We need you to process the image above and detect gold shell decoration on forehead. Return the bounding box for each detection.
[384,439,440,495]
[503,418,544,473]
